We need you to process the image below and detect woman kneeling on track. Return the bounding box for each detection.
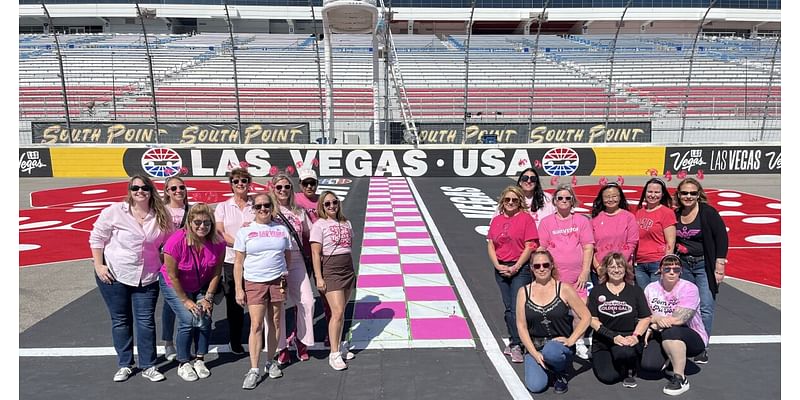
[234,193,292,390]
[311,191,356,371]
[516,249,591,395]
[159,203,225,381]
[587,252,651,388]
[641,254,708,396]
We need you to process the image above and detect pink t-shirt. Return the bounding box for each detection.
[487,211,539,262]
[294,193,320,224]
[160,229,226,293]
[167,205,186,228]
[214,197,255,264]
[538,213,594,288]
[591,210,639,265]
[636,205,677,263]
[644,279,709,346]
[528,191,556,228]
[310,218,353,256]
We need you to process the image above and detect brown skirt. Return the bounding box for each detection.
[322,253,355,292]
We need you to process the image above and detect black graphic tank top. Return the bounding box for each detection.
[525,282,574,339]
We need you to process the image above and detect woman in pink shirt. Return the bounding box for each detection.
[590,183,639,285]
[634,178,676,288]
[310,191,356,371]
[89,175,173,383]
[516,168,556,228]
[487,186,538,363]
[160,175,190,361]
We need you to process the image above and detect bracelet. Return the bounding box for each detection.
[715,271,725,275]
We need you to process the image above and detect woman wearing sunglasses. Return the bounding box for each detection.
[214,167,255,355]
[310,191,356,371]
[641,255,708,396]
[159,204,225,381]
[587,253,651,389]
[487,186,538,363]
[89,175,173,382]
[234,193,292,389]
[537,183,594,359]
[672,177,728,364]
[515,249,591,394]
[161,175,190,361]
[634,178,677,288]
[515,168,555,227]
[269,174,315,365]
[590,183,639,286]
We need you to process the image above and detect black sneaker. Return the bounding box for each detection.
[663,374,690,396]
[553,374,569,394]
[622,370,637,388]
[230,342,245,355]
[693,350,709,364]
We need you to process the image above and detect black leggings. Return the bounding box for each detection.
[592,340,643,384]
[222,263,245,346]
[641,326,705,372]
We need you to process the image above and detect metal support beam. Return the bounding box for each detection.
[41,3,72,139]
[461,0,476,145]
[224,3,243,143]
[679,0,717,142]
[135,3,161,142]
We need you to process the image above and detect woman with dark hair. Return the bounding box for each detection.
[310,190,356,371]
[634,177,676,288]
[515,168,555,227]
[641,255,708,396]
[161,175,190,361]
[590,183,639,285]
[672,177,728,364]
[159,203,225,381]
[587,253,651,388]
[516,249,591,394]
[89,175,173,382]
[487,185,538,363]
[214,167,255,355]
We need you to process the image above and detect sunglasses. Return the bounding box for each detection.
[679,191,699,197]
[253,203,272,211]
[519,175,538,183]
[275,184,292,191]
[503,197,520,204]
[231,178,250,185]
[301,180,318,187]
[556,196,573,201]
[662,266,682,274]
[324,200,340,207]
[192,220,212,227]
[531,262,551,270]
[129,185,152,192]
[168,185,186,192]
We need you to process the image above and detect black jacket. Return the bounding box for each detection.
[676,203,729,298]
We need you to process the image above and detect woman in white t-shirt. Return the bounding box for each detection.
[233,193,292,390]
[310,190,356,371]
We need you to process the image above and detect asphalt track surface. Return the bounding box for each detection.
[19,175,780,400]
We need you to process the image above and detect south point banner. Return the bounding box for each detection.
[31,122,310,144]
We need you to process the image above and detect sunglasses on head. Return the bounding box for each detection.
[679,191,699,197]
[129,185,152,192]
[662,266,682,274]
[503,197,520,204]
[519,175,538,183]
[556,196,573,201]
[531,262,551,270]
[301,180,317,187]
[253,203,272,211]
[168,185,186,192]
[231,178,250,185]
[324,200,339,207]
[192,219,212,227]
[275,184,292,191]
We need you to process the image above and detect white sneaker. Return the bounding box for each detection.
[575,341,590,360]
[177,362,198,382]
[328,352,347,370]
[341,341,355,360]
[267,362,283,379]
[164,344,177,361]
[113,367,133,382]
[193,359,210,379]
[141,366,166,382]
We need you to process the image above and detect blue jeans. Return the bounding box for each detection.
[679,256,714,337]
[161,302,175,342]
[95,274,159,369]
[634,261,661,289]
[494,265,532,346]
[159,277,212,363]
[524,340,574,393]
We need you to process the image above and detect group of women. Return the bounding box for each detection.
[487,169,728,396]
[90,168,357,389]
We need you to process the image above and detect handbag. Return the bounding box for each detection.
[276,211,314,276]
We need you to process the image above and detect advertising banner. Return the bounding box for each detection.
[664,146,781,175]
[19,148,53,177]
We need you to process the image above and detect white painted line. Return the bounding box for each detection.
[724,276,781,289]
[350,339,476,350]
[406,177,533,400]
[728,246,781,249]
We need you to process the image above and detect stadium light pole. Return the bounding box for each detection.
[111,51,117,119]
[679,0,717,143]
[759,33,780,141]
[461,0,476,145]
[41,3,72,140]
[526,0,549,139]
[224,3,243,143]
[135,3,161,143]
[309,0,326,142]
[603,0,632,130]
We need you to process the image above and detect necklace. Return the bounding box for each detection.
[131,207,149,222]
[607,282,625,296]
